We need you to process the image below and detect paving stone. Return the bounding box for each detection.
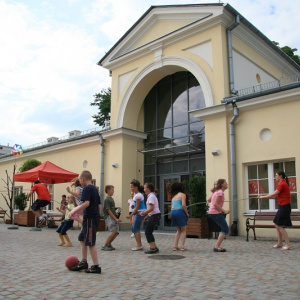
[1,224,300,299]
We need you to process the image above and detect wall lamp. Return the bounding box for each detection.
[211,150,220,156]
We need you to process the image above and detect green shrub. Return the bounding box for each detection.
[184,176,208,219]
[14,193,27,211]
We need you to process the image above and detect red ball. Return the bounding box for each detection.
[65,255,79,270]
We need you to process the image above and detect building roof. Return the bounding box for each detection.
[98,3,300,72]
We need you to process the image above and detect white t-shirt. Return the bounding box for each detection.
[128,198,134,213]
[146,192,160,216]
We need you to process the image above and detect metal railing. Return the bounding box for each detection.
[23,127,107,151]
[236,74,300,97]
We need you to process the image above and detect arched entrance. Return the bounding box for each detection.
[141,71,206,229]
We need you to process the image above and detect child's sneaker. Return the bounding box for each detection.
[109,244,115,250]
[38,216,47,228]
[101,245,112,251]
[85,265,101,274]
[70,260,88,271]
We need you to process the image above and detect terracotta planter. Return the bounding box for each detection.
[18,210,36,227]
[97,219,106,231]
[14,213,19,225]
[186,218,210,238]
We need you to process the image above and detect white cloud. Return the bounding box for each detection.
[0,0,299,147]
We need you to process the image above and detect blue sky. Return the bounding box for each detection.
[0,0,299,148]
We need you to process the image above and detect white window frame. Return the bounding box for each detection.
[246,160,297,213]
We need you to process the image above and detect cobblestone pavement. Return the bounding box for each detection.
[0,223,300,300]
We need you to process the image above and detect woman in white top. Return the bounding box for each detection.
[126,179,146,251]
[141,183,161,254]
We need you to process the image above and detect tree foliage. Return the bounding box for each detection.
[14,193,27,211]
[273,41,300,65]
[183,176,207,219]
[90,87,111,127]
[1,166,16,220]
[19,158,41,173]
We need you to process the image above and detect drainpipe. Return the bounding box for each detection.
[227,14,240,95]
[227,14,240,235]
[100,135,104,203]
[230,103,239,235]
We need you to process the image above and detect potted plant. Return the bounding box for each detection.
[14,193,27,211]
[184,176,209,238]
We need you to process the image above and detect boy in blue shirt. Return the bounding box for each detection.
[69,170,101,274]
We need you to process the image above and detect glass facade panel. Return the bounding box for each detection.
[157,82,171,129]
[173,76,188,126]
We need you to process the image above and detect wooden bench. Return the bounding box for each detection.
[46,212,64,228]
[0,210,7,223]
[246,211,300,241]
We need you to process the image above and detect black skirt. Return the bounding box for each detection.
[273,203,292,227]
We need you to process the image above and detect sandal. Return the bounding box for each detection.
[173,247,179,251]
[213,247,226,252]
[180,247,187,251]
[281,246,292,250]
[273,244,283,249]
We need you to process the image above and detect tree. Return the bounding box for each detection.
[273,41,300,65]
[1,166,16,220]
[19,158,41,173]
[90,87,111,127]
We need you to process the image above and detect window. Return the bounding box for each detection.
[13,186,23,210]
[46,184,54,211]
[247,160,297,211]
[144,71,206,177]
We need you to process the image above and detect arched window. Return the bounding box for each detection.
[143,71,206,179]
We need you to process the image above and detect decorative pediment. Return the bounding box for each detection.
[99,4,224,68]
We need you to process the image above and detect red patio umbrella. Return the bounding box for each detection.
[14,161,79,184]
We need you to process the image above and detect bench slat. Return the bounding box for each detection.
[246,210,300,241]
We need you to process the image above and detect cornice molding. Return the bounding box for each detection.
[102,128,147,141]
[190,87,300,120]
[0,135,101,163]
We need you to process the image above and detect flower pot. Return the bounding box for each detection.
[18,211,36,227]
[186,218,210,238]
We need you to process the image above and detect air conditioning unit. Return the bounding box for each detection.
[68,130,81,138]
[47,137,59,143]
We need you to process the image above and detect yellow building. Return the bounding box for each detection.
[1,3,300,237]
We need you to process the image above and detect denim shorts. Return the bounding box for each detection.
[105,215,119,233]
[132,213,145,233]
[56,219,74,235]
[208,213,229,235]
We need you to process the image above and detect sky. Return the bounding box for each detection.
[0,0,299,148]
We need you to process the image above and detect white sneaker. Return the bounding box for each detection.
[131,233,134,238]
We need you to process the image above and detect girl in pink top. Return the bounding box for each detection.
[208,179,230,252]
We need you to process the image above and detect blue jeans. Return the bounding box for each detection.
[56,219,74,235]
[132,213,145,233]
[208,213,229,235]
